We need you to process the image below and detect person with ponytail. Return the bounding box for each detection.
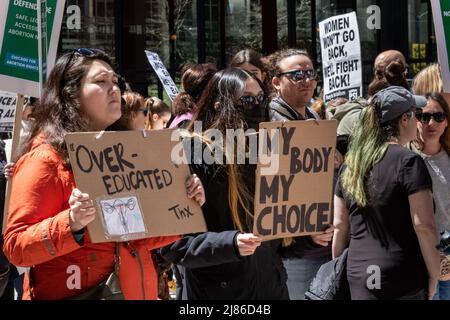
[168,63,217,129]
[144,97,171,130]
[161,68,291,300]
[332,86,440,300]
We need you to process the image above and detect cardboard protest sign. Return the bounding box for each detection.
[253,120,337,241]
[431,0,450,92]
[319,12,362,102]
[65,130,207,243]
[145,50,179,101]
[0,0,65,97]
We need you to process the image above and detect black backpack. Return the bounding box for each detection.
[305,249,350,300]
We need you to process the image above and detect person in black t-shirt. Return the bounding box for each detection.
[333,86,440,300]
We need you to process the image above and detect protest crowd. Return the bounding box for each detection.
[0,9,449,303]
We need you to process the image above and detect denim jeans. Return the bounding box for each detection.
[433,280,450,300]
[283,257,330,300]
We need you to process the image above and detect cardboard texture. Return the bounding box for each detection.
[253,120,338,241]
[65,129,207,243]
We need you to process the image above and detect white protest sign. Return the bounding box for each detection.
[431,0,450,92]
[319,12,362,102]
[145,50,179,101]
[0,91,18,132]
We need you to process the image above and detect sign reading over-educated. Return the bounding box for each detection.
[253,120,337,241]
[0,0,65,97]
[65,130,207,243]
[431,0,450,92]
[145,50,179,101]
[319,12,362,102]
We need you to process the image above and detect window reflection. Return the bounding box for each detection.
[61,0,115,62]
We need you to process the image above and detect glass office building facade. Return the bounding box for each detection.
[60,0,435,98]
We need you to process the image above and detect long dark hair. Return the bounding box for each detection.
[192,68,267,232]
[17,49,115,166]
[424,92,450,155]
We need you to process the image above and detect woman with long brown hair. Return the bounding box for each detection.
[3,48,204,300]
[161,68,290,299]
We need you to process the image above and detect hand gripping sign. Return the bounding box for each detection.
[65,129,207,243]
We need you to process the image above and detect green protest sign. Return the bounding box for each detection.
[431,0,450,92]
[0,0,65,97]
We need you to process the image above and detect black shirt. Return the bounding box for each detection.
[335,144,432,299]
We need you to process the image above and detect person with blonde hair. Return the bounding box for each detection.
[412,64,444,95]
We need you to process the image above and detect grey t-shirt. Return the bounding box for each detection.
[419,149,450,234]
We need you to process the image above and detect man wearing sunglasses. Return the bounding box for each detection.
[268,49,333,300]
[269,49,320,122]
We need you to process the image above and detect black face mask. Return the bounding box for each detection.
[239,94,269,131]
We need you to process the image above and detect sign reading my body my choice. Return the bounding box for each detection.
[0,0,65,97]
[319,12,362,102]
[253,121,337,241]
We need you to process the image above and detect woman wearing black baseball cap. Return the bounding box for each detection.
[332,86,440,300]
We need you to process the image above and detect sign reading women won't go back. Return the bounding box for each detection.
[319,12,362,102]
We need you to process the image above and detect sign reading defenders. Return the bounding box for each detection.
[65,130,207,243]
[253,120,337,241]
[0,0,65,97]
[145,50,179,101]
[431,0,450,92]
[319,12,362,102]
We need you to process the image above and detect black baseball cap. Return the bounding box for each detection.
[373,86,427,123]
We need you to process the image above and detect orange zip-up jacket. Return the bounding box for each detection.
[3,134,180,300]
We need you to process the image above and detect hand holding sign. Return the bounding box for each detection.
[69,188,96,232]
[186,174,206,207]
[311,225,334,247]
[236,233,263,257]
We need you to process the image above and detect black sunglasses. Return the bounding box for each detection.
[239,94,269,109]
[62,48,104,74]
[278,69,317,82]
[415,112,447,123]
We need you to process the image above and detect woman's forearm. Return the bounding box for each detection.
[415,226,440,280]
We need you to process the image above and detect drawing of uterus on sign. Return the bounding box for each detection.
[100,196,147,237]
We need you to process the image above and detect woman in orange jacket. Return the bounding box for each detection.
[2,48,205,300]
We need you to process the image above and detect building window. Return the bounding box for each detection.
[408,0,436,77]
[61,0,116,62]
[224,0,262,63]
